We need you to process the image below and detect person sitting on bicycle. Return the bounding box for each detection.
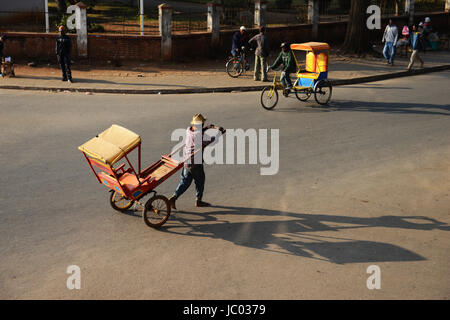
[231,26,248,57]
[268,42,296,90]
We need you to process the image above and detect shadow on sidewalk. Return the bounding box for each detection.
[157,205,449,264]
[8,75,205,88]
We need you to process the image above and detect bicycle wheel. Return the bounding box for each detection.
[295,88,311,102]
[260,86,279,110]
[109,191,134,212]
[314,80,332,105]
[142,195,171,228]
[226,58,244,78]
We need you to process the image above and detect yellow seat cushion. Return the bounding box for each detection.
[297,72,319,79]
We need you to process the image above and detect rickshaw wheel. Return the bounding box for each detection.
[109,191,134,212]
[260,87,279,110]
[143,195,171,229]
[314,80,332,105]
[295,88,311,102]
[226,58,243,78]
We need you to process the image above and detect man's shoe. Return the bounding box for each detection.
[68,79,73,83]
[254,78,261,81]
[62,78,67,82]
[168,196,177,210]
[195,200,211,207]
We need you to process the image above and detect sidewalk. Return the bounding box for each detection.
[1,48,449,94]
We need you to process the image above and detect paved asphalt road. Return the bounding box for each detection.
[0,72,449,299]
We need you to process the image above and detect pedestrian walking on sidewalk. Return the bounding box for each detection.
[56,26,73,83]
[168,114,225,210]
[382,19,398,66]
[249,26,270,82]
[407,25,424,71]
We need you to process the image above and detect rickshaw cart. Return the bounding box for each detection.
[260,42,332,110]
[78,124,221,228]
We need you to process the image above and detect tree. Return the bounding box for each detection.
[341,0,371,55]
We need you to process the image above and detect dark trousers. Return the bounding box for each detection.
[58,55,72,80]
[174,165,205,201]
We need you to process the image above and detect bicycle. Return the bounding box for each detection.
[226,46,252,78]
[260,69,332,110]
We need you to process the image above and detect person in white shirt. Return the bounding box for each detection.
[382,19,398,65]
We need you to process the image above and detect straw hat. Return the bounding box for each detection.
[191,113,206,125]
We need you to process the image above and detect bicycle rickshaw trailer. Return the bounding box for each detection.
[78,124,222,229]
[261,42,333,110]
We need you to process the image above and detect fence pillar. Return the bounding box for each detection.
[139,0,144,35]
[159,3,172,61]
[405,0,415,25]
[207,3,221,48]
[45,0,49,33]
[308,0,319,40]
[254,0,266,27]
[67,2,88,58]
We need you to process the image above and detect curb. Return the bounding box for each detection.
[1,64,449,95]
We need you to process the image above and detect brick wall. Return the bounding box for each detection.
[2,12,448,63]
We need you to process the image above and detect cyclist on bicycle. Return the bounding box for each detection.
[231,26,250,70]
[268,42,296,90]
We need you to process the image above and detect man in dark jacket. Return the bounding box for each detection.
[56,25,73,83]
[407,25,424,70]
[231,26,249,57]
[268,42,297,90]
[249,26,270,82]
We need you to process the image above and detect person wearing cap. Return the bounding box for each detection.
[423,17,434,51]
[249,26,270,82]
[382,19,398,66]
[231,26,249,58]
[56,25,73,83]
[268,42,296,90]
[168,114,225,209]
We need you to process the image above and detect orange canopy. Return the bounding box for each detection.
[290,42,330,52]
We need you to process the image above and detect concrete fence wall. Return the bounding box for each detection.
[2,12,448,62]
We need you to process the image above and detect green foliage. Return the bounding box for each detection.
[54,14,76,33]
[88,23,105,33]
